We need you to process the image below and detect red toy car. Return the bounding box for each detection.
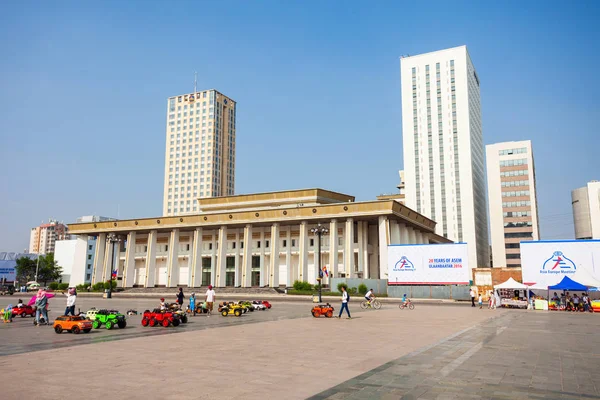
[259,300,272,309]
[311,303,334,318]
[141,309,181,327]
[12,305,35,318]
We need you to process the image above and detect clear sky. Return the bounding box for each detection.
[1,1,599,252]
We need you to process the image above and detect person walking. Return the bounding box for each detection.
[338,286,351,319]
[478,293,483,309]
[63,287,77,316]
[35,289,49,325]
[470,289,476,307]
[176,287,185,309]
[205,285,216,316]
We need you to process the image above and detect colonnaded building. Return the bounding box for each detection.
[67,189,450,288]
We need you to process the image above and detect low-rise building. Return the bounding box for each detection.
[66,189,450,288]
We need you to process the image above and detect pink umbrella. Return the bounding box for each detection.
[27,292,56,306]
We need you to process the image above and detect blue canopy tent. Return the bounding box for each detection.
[548,276,588,291]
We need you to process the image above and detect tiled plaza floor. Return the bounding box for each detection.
[309,311,600,400]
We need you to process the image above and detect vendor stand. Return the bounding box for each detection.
[547,276,591,311]
[494,277,530,309]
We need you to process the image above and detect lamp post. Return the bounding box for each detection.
[106,233,122,299]
[310,223,329,303]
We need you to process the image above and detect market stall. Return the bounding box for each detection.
[494,277,529,309]
[547,276,589,311]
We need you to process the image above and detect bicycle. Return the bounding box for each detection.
[398,299,415,310]
[360,299,382,310]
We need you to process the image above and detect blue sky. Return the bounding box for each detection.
[1,1,598,251]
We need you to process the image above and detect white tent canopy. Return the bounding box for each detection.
[494,277,529,290]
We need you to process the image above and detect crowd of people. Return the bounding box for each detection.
[550,291,594,312]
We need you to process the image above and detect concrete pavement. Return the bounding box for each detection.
[0,304,495,400]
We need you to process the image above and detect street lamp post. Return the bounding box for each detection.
[310,223,329,303]
[106,233,122,299]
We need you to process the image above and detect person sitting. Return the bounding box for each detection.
[402,293,408,305]
[364,289,375,305]
[16,299,23,308]
[159,298,167,311]
[551,292,559,301]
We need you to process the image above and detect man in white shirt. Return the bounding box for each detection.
[470,289,476,307]
[205,285,216,316]
[337,286,351,319]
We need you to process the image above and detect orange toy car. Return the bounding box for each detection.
[311,303,334,318]
[53,315,93,334]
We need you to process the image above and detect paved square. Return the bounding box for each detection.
[1,301,599,400]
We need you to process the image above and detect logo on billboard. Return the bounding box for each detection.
[541,251,576,275]
[393,256,415,271]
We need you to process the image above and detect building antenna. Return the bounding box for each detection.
[194,71,197,94]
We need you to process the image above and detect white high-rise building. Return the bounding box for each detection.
[401,45,489,269]
[486,140,540,268]
[163,90,236,216]
[572,181,600,240]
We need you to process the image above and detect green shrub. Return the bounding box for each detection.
[348,287,358,295]
[58,283,69,291]
[92,282,105,292]
[358,283,368,295]
[76,284,87,291]
[337,282,348,293]
[103,280,117,290]
[48,282,59,290]
[293,280,312,291]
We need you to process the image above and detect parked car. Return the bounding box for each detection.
[166,303,188,323]
[0,285,14,295]
[258,300,272,309]
[53,315,93,334]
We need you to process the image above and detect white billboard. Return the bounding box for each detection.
[521,240,600,288]
[388,243,470,285]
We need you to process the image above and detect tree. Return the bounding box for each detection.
[15,254,63,286]
[37,253,63,285]
[15,256,37,283]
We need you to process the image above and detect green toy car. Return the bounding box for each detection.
[237,301,254,312]
[166,303,188,323]
[91,309,127,330]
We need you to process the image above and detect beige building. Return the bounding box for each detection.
[29,219,69,254]
[163,89,236,216]
[68,189,450,288]
[486,140,540,268]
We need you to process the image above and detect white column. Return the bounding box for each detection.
[242,224,252,287]
[362,222,370,279]
[329,219,338,278]
[144,230,158,288]
[357,221,365,275]
[259,228,267,287]
[269,223,280,287]
[422,232,430,244]
[102,239,114,282]
[299,221,308,282]
[123,231,136,288]
[368,224,379,279]
[407,227,416,244]
[210,232,217,286]
[378,216,388,281]
[285,226,292,286]
[166,229,179,288]
[344,218,354,277]
[399,223,409,244]
[389,220,401,244]
[234,229,241,287]
[216,226,227,287]
[92,233,106,285]
[190,228,202,287]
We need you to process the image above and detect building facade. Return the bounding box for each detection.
[486,140,540,268]
[572,181,600,239]
[29,219,69,254]
[163,90,236,216]
[400,45,489,268]
[67,189,450,288]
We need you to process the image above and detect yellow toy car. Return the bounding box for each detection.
[220,304,243,317]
